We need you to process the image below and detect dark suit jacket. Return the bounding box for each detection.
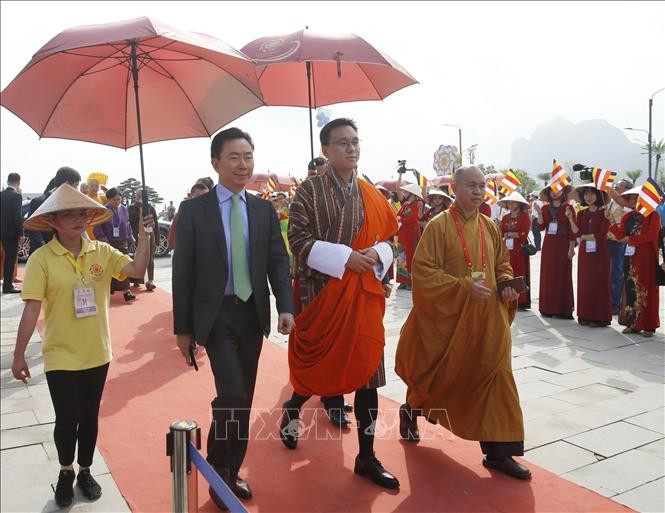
[0,187,23,243]
[172,187,294,345]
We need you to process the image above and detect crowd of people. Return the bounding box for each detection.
[3,118,664,510]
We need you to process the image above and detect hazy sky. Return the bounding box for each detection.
[2,1,664,206]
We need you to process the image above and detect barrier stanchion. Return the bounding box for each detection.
[166,420,200,513]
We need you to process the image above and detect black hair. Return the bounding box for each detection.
[191,182,209,194]
[210,127,254,159]
[7,172,20,184]
[579,186,605,207]
[319,118,358,146]
[196,177,215,190]
[43,178,56,194]
[308,157,327,171]
[53,166,81,187]
[105,187,119,200]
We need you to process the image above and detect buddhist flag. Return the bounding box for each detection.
[636,178,664,217]
[267,176,278,192]
[592,168,617,192]
[549,161,571,193]
[413,170,428,188]
[485,180,498,205]
[499,170,521,194]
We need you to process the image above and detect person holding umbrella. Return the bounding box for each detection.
[11,184,153,508]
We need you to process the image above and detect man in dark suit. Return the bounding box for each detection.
[1,173,24,293]
[172,127,295,510]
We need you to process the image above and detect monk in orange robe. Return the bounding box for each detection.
[283,118,400,489]
[395,165,531,480]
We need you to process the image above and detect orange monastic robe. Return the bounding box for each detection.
[395,205,524,442]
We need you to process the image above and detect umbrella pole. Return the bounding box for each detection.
[130,42,152,232]
[306,61,314,162]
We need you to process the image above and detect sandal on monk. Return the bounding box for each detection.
[642,331,654,338]
[622,327,638,334]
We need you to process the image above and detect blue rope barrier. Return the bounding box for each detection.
[187,441,248,513]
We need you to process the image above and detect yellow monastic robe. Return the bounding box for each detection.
[395,205,524,442]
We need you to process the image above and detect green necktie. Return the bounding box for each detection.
[231,194,252,301]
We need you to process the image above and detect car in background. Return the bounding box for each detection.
[18,200,172,261]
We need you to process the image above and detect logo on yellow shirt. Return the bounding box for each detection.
[89,263,104,281]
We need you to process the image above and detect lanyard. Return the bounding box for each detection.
[64,254,86,284]
[450,207,486,274]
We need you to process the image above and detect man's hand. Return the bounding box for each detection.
[345,251,375,273]
[470,278,492,300]
[382,283,393,298]
[358,248,380,265]
[12,354,30,384]
[278,313,295,335]
[18,236,25,245]
[176,334,196,366]
[501,287,520,303]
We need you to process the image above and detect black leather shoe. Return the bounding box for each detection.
[2,287,20,294]
[483,456,532,480]
[354,453,400,489]
[343,400,353,413]
[280,401,299,450]
[326,407,350,428]
[399,403,420,442]
[209,486,228,511]
[54,469,75,508]
[230,475,252,500]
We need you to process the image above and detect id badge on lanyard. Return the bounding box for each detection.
[625,245,636,256]
[547,222,558,235]
[585,240,597,253]
[506,238,514,250]
[113,226,120,238]
[65,255,98,318]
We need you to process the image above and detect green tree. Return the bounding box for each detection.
[536,172,550,185]
[625,169,643,184]
[117,177,163,206]
[477,163,496,175]
[650,138,664,182]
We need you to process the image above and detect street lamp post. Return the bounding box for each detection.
[648,87,665,180]
[443,123,462,167]
[624,127,649,175]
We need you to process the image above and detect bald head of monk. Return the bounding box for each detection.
[453,166,486,216]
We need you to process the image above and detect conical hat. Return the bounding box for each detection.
[621,185,641,197]
[24,184,112,232]
[572,183,609,205]
[497,191,529,208]
[399,183,424,200]
[427,188,453,202]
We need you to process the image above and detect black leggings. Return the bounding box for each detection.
[287,388,378,459]
[45,363,109,467]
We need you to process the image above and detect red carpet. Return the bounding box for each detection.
[87,288,630,512]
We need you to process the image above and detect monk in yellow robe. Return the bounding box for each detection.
[395,165,531,480]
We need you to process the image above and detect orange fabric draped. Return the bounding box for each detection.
[288,180,398,396]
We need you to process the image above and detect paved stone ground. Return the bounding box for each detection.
[2,252,664,512]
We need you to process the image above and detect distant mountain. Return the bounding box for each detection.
[509,118,646,177]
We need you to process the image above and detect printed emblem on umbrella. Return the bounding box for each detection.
[433,145,458,176]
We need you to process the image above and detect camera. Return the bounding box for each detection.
[572,163,593,182]
[397,160,407,174]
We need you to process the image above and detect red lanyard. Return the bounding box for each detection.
[450,207,486,274]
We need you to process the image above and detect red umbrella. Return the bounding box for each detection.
[246,173,297,192]
[241,29,418,160]
[1,16,263,214]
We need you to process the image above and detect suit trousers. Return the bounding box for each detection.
[205,295,263,477]
[1,239,19,289]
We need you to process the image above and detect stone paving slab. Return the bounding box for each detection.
[614,478,665,513]
[564,421,663,458]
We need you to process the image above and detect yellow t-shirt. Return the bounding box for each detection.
[21,237,132,372]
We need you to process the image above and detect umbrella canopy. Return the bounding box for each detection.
[1,16,264,149]
[246,172,297,192]
[376,179,412,193]
[241,29,418,159]
[241,29,417,108]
